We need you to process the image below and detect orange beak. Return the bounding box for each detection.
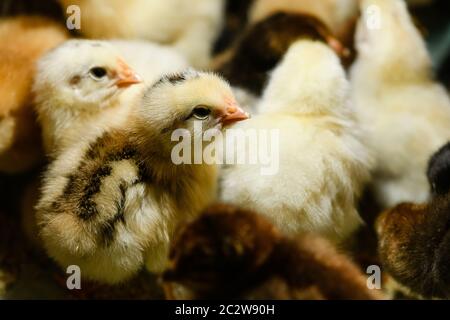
[221,104,249,126]
[115,59,142,88]
[327,36,350,58]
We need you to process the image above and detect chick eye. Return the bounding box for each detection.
[192,106,211,120]
[89,67,107,80]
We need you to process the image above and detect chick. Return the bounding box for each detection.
[220,40,372,244]
[248,0,359,44]
[350,0,450,208]
[215,12,349,96]
[376,142,450,299]
[33,40,145,158]
[58,0,224,68]
[213,0,255,55]
[36,70,249,284]
[34,39,190,158]
[163,204,383,300]
[0,16,68,174]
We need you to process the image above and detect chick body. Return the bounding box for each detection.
[376,142,450,299]
[58,0,224,68]
[350,0,450,207]
[36,71,247,284]
[163,204,383,300]
[221,41,372,244]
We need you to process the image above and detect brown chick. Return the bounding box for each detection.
[213,0,255,55]
[0,16,68,174]
[376,141,450,299]
[248,0,359,47]
[163,204,384,300]
[214,12,349,96]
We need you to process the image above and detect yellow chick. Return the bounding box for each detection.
[220,40,372,245]
[58,0,225,68]
[36,70,249,284]
[350,0,450,208]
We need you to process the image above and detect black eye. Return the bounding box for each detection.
[192,106,211,120]
[89,67,107,80]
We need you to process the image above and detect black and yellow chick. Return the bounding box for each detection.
[36,70,249,285]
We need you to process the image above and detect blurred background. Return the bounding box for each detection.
[0,0,449,299]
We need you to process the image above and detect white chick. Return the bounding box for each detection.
[33,40,188,158]
[58,0,225,68]
[33,40,142,158]
[36,70,249,284]
[350,0,450,208]
[220,41,372,244]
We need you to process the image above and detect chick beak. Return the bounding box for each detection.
[220,105,249,126]
[327,36,350,58]
[115,60,142,88]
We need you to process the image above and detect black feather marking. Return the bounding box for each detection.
[78,165,112,220]
[100,183,127,247]
[137,162,152,184]
[106,145,138,162]
[428,142,450,196]
[85,133,109,160]
[152,70,200,88]
[63,175,76,199]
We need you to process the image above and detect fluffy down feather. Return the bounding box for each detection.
[58,0,225,68]
[350,0,450,208]
[163,204,384,300]
[36,70,248,284]
[220,41,372,244]
[33,39,188,157]
[376,142,450,299]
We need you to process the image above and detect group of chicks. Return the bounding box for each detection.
[0,0,449,300]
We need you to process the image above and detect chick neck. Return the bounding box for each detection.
[129,117,218,196]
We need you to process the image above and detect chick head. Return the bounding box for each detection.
[34,40,141,114]
[136,70,249,155]
[355,0,430,74]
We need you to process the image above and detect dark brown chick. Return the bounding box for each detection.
[213,0,255,55]
[214,11,349,96]
[163,204,383,300]
[376,142,450,299]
